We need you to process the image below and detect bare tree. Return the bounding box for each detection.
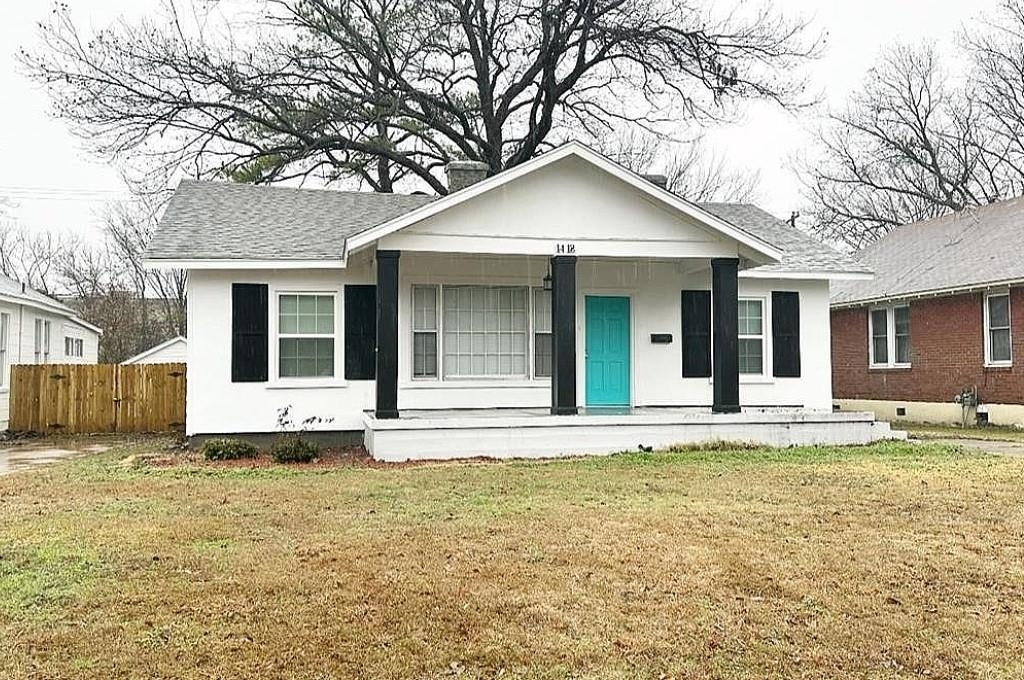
[597,130,759,202]
[0,222,77,296]
[803,3,1024,248]
[22,0,818,193]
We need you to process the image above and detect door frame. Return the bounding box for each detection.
[581,291,634,408]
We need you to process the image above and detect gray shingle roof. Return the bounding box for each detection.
[698,203,871,276]
[0,272,75,315]
[147,180,865,277]
[147,180,436,261]
[831,196,1024,306]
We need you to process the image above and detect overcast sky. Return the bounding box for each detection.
[0,0,1007,239]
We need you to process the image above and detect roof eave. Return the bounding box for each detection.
[144,258,347,270]
[740,269,874,281]
[831,276,1024,308]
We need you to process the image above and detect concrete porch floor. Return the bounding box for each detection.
[364,407,906,462]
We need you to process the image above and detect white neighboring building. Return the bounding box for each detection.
[145,142,898,460]
[123,336,187,365]
[0,274,102,429]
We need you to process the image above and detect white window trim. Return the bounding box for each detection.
[868,305,911,369]
[269,288,345,387]
[405,280,551,386]
[738,296,767,377]
[984,290,1012,367]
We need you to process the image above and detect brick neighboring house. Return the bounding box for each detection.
[831,197,1024,426]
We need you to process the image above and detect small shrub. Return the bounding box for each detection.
[200,438,259,461]
[269,436,320,464]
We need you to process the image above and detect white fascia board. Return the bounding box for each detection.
[144,258,346,270]
[345,141,784,262]
[740,269,874,281]
[0,292,104,335]
[65,316,104,335]
[0,292,75,319]
[831,276,1024,309]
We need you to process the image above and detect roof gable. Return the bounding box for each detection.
[346,141,784,262]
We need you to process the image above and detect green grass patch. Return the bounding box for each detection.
[0,542,101,622]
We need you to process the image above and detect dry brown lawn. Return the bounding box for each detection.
[1,438,1023,679]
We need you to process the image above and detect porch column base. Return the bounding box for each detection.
[551,405,578,416]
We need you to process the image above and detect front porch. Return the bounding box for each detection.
[363,407,905,462]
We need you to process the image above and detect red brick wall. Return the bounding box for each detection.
[831,287,1024,404]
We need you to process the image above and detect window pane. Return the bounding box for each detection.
[894,307,910,335]
[413,286,438,331]
[738,299,763,336]
[872,336,888,365]
[738,338,763,374]
[534,333,552,377]
[442,285,528,377]
[989,295,1010,328]
[991,328,1011,362]
[279,337,334,377]
[895,335,910,364]
[534,289,552,333]
[413,331,437,377]
[280,294,333,336]
[870,309,888,338]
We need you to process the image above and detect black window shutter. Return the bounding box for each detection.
[772,291,801,378]
[344,285,377,380]
[231,283,268,382]
[681,290,712,378]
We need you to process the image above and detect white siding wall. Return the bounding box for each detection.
[186,254,833,435]
[0,302,100,429]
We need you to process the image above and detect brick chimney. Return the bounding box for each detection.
[446,160,490,192]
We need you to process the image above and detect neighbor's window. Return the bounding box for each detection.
[33,319,51,364]
[64,337,84,358]
[278,293,335,378]
[737,298,765,375]
[412,285,438,378]
[985,292,1012,365]
[533,288,552,378]
[0,313,8,387]
[443,286,528,378]
[869,305,910,367]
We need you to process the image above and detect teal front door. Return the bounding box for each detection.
[585,296,631,407]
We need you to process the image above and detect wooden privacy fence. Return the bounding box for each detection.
[9,363,186,434]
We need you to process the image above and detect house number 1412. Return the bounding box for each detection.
[555,243,576,254]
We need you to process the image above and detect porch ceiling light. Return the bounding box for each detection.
[543,269,553,292]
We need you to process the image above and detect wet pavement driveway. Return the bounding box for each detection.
[0,441,110,475]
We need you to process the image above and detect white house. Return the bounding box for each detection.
[0,274,102,429]
[145,142,898,461]
[123,336,187,365]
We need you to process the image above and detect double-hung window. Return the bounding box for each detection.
[64,337,84,358]
[533,288,552,378]
[443,286,528,378]
[737,298,765,375]
[278,293,335,378]
[33,319,51,364]
[869,305,911,367]
[412,285,439,378]
[985,292,1012,366]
